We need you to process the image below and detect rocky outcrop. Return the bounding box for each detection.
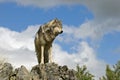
[10,66,32,80]
[0,63,78,80]
[0,63,13,80]
[31,63,77,80]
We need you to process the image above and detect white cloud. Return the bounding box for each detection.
[1,0,120,41]
[59,20,120,42]
[53,41,106,79]
[0,25,39,51]
[0,0,79,8]
[0,25,106,79]
[0,25,39,69]
[1,0,120,19]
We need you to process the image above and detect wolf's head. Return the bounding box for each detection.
[47,18,63,36]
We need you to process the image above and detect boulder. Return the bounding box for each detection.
[10,65,32,80]
[0,63,13,80]
[31,63,77,80]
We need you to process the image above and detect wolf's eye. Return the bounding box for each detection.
[46,28,51,33]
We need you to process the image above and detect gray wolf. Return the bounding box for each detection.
[34,19,63,64]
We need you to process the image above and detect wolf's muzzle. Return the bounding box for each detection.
[60,31,63,34]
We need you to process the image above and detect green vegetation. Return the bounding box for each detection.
[100,61,120,80]
[76,65,94,80]
[76,60,120,80]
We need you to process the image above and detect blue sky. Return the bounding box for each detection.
[0,3,93,31]
[0,0,120,79]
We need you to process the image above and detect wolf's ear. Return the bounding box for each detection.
[49,20,55,26]
[54,18,58,22]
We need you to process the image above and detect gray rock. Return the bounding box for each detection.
[15,65,32,80]
[31,63,77,80]
[0,63,13,80]
[0,63,78,80]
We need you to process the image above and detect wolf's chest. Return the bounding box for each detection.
[36,33,46,45]
[40,35,46,45]
[39,33,53,45]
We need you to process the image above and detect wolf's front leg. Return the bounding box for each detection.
[49,45,52,63]
[41,45,44,64]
